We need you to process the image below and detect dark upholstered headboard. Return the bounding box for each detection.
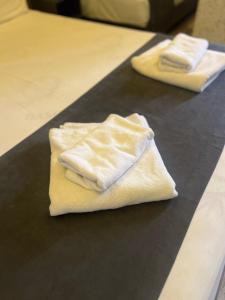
[77,0,198,32]
[27,0,198,33]
[148,0,198,32]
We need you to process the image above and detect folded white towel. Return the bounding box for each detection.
[49,114,178,215]
[159,33,208,73]
[58,114,154,192]
[131,40,225,92]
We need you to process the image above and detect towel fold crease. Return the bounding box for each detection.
[159,33,208,73]
[58,114,154,192]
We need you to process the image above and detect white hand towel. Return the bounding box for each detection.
[49,114,178,216]
[159,33,208,73]
[131,40,225,92]
[58,114,154,192]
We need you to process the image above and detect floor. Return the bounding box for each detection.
[171,14,225,300]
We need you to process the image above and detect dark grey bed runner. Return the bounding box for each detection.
[0,35,225,300]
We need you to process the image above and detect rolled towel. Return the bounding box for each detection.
[58,114,154,192]
[131,39,225,92]
[159,33,208,73]
[49,114,178,215]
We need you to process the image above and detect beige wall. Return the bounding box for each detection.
[194,0,225,44]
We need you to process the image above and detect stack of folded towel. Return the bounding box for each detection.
[49,113,178,216]
[131,33,225,92]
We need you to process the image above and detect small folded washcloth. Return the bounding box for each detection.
[49,114,178,215]
[58,114,154,192]
[159,33,208,73]
[131,40,225,92]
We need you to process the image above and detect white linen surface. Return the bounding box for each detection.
[159,33,208,73]
[80,0,150,28]
[49,114,177,215]
[132,39,225,92]
[0,0,27,24]
[59,114,154,192]
[0,10,152,156]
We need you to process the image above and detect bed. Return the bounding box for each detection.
[0,2,225,300]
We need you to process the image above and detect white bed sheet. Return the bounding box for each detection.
[0,10,224,300]
[80,0,150,28]
[0,10,152,156]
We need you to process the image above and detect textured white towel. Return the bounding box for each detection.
[159,33,208,73]
[58,114,154,192]
[49,114,178,216]
[131,40,225,92]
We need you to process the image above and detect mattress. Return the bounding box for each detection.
[80,0,150,28]
[0,10,151,156]
[0,11,225,300]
